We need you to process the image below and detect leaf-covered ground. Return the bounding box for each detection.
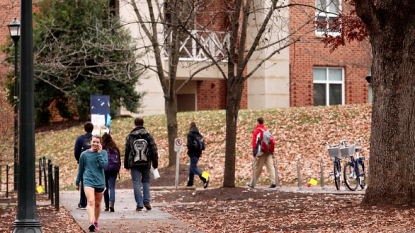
[157,188,415,232]
[0,193,83,233]
[29,103,371,189]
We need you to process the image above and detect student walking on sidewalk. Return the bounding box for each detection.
[251,117,276,188]
[124,117,159,211]
[73,122,94,209]
[186,122,209,188]
[102,133,121,212]
[76,135,108,232]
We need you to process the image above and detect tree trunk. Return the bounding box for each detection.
[223,81,244,187]
[166,95,178,167]
[360,2,415,205]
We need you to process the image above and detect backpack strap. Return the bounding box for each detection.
[256,128,266,146]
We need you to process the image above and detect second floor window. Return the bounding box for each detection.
[316,0,341,37]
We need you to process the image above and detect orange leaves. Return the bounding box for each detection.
[35,104,372,188]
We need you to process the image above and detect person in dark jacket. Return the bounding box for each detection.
[73,122,94,209]
[186,122,209,188]
[124,117,158,211]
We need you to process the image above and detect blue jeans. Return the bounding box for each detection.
[79,178,87,207]
[104,171,117,205]
[188,156,202,185]
[131,166,150,207]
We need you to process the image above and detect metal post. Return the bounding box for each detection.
[297,158,302,190]
[43,156,47,193]
[320,157,325,190]
[7,165,10,198]
[274,158,279,190]
[54,165,59,210]
[252,158,256,188]
[38,157,42,186]
[13,33,19,192]
[13,0,42,229]
[48,159,52,200]
[175,151,180,190]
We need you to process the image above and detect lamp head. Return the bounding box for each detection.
[8,18,21,41]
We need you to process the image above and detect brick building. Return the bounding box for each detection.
[0,0,371,119]
[289,0,372,107]
[118,0,370,117]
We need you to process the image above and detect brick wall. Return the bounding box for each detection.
[196,79,247,111]
[194,0,247,111]
[197,80,227,110]
[0,0,21,82]
[289,0,372,107]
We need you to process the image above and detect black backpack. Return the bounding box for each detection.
[81,135,92,152]
[193,134,206,150]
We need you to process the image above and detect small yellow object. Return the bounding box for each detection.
[201,171,210,179]
[309,178,318,186]
[36,186,44,193]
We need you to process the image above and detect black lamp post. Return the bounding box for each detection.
[12,0,42,230]
[8,18,20,192]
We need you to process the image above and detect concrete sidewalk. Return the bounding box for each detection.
[60,186,364,232]
[60,189,200,233]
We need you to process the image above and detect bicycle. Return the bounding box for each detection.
[343,138,366,191]
[322,140,348,190]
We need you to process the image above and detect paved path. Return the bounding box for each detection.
[60,189,200,233]
[60,186,364,232]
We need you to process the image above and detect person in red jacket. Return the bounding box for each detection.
[250,117,276,188]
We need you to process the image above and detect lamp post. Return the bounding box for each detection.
[8,18,20,192]
[12,0,42,230]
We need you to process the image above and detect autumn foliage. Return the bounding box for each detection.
[318,0,369,52]
[32,104,372,189]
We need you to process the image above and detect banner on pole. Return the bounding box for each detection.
[90,95,110,135]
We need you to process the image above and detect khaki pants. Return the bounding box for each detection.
[253,152,275,185]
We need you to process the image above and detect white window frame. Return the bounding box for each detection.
[315,0,342,37]
[313,67,345,106]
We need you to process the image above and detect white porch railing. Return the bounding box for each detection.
[164,30,230,62]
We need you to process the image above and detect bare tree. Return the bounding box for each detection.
[353,0,415,206]
[179,0,317,186]
[125,0,226,166]
[125,0,317,179]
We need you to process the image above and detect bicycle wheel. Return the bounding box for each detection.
[344,162,358,191]
[334,162,341,190]
[358,162,366,190]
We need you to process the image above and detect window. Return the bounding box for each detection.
[313,67,344,106]
[316,0,341,37]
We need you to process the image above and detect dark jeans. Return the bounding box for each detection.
[131,166,150,207]
[188,156,202,185]
[79,178,87,207]
[104,171,117,205]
